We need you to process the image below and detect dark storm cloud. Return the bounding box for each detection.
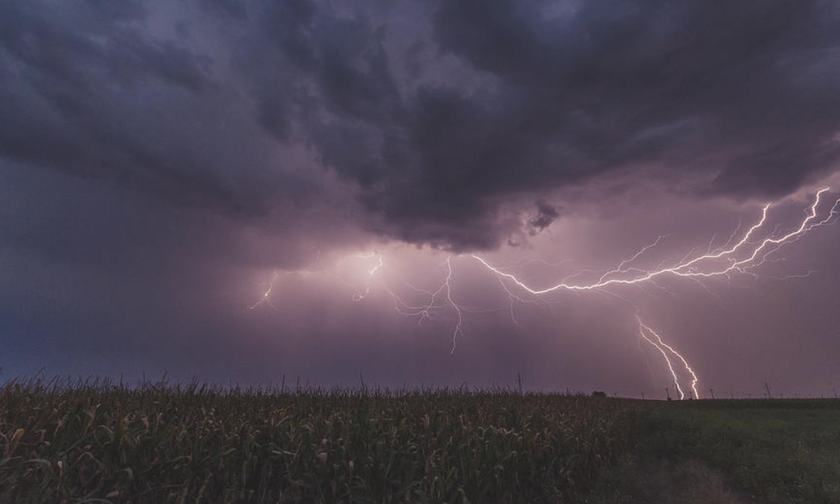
[3,0,840,253]
[0,0,295,219]
[197,0,248,20]
[3,1,840,395]
[528,200,561,235]
[427,0,840,213]
[237,0,840,250]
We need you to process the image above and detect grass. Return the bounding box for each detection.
[3,378,840,503]
[1,378,630,503]
[590,399,840,504]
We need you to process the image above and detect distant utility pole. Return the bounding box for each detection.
[665,387,671,401]
[709,388,715,400]
[764,382,772,399]
[517,372,523,395]
[641,392,645,400]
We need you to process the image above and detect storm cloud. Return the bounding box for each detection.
[2,0,839,251]
[2,0,840,393]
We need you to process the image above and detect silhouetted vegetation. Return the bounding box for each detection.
[4,377,840,503]
[1,377,630,503]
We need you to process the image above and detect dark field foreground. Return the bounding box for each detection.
[590,399,840,504]
[1,379,628,503]
[2,380,839,503]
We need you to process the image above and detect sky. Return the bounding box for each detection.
[2,0,840,398]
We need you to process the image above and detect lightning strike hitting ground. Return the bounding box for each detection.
[636,314,699,400]
[251,189,840,397]
[468,188,839,397]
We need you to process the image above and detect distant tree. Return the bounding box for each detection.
[591,390,607,398]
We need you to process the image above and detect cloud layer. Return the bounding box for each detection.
[2,0,839,252]
[3,0,840,393]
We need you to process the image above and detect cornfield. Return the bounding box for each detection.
[1,378,633,503]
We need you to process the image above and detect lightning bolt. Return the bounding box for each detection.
[250,189,839,397]
[249,271,279,311]
[376,256,465,352]
[472,188,839,293]
[251,252,468,352]
[469,188,839,397]
[443,257,464,353]
[636,314,699,400]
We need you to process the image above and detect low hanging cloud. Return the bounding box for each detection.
[528,200,562,236]
[1,0,840,253]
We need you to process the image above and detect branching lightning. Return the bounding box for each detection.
[636,314,699,400]
[471,188,840,294]
[252,251,469,352]
[250,188,840,397]
[443,257,464,353]
[248,271,279,311]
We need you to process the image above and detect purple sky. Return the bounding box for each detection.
[3,0,840,398]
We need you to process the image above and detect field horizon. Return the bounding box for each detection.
[3,375,839,503]
[6,368,838,402]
